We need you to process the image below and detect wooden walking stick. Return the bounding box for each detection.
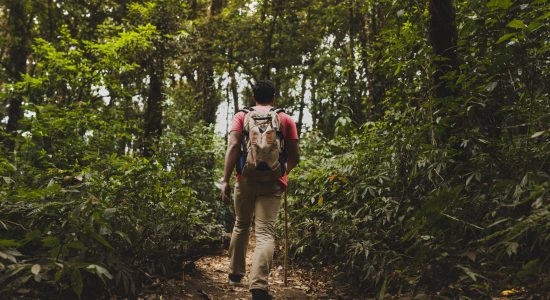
[284,185,289,287]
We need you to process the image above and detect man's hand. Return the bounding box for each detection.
[220,181,232,204]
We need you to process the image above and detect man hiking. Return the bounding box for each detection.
[220,80,300,300]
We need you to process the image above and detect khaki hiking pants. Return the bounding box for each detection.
[228,179,282,291]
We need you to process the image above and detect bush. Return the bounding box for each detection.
[288,110,549,297]
[0,104,222,299]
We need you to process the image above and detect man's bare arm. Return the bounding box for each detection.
[220,131,242,203]
[223,131,242,182]
[285,139,300,174]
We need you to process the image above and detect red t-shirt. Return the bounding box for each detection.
[231,106,299,190]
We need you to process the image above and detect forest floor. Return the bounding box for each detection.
[140,234,357,300]
[137,234,545,300]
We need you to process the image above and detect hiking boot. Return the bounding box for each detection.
[251,289,272,300]
[228,274,246,287]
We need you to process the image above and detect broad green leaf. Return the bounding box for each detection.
[89,231,114,250]
[496,33,516,44]
[517,259,541,280]
[466,173,475,187]
[31,264,41,275]
[486,81,498,92]
[531,131,545,138]
[86,264,113,280]
[70,268,83,298]
[54,268,64,282]
[67,240,87,250]
[507,19,527,29]
[115,231,132,245]
[0,250,17,263]
[42,236,60,248]
[2,177,14,184]
[0,239,20,248]
[528,20,543,32]
[487,0,513,9]
[24,230,41,242]
[536,11,550,21]
[457,264,479,282]
[5,249,22,257]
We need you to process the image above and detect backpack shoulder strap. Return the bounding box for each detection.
[239,107,254,114]
[268,108,285,141]
[269,107,285,114]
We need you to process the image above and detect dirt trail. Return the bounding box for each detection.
[140,235,354,299]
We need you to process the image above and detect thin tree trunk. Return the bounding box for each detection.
[365,2,385,121]
[142,61,164,157]
[429,0,459,98]
[297,74,307,136]
[119,81,132,155]
[47,0,55,41]
[348,0,364,124]
[188,0,198,20]
[199,0,223,125]
[209,0,222,16]
[230,64,239,113]
[225,87,230,147]
[358,4,369,92]
[429,0,460,146]
[199,67,217,124]
[311,79,318,129]
[260,0,281,80]
[5,0,31,151]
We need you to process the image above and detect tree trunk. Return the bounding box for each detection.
[188,0,198,19]
[429,0,460,146]
[229,61,239,113]
[142,61,164,157]
[310,79,318,129]
[297,74,307,136]
[4,0,31,151]
[209,0,223,16]
[429,0,459,98]
[347,0,364,124]
[199,0,224,125]
[365,2,386,121]
[198,66,217,124]
[47,0,55,41]
[357,4,369,94]
[118,81,132,156]
[260,0,281,80]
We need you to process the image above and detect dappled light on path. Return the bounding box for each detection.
[141,235,353,299]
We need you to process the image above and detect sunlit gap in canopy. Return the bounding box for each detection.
[214,72,313,137]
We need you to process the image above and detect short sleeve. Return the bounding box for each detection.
[281,113,299,140]
[230,111,246,133]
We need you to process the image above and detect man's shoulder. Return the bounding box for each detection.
[233,110,247,119]
[277,111,295,123]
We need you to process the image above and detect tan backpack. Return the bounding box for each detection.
[238,107,286,182]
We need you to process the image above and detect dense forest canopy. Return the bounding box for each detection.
[1,0,548,298]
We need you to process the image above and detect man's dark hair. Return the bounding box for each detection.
[253,80,277,104]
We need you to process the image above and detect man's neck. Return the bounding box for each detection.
[254,103,273,107]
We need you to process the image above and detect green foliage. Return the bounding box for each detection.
[0,110,221,298]
[0,103,221,297]
[0,6,222,298]
[287,0,549,297]
[290,112,548,296]
[1,0,548,298]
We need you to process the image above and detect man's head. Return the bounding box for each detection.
[253,80,277,105]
